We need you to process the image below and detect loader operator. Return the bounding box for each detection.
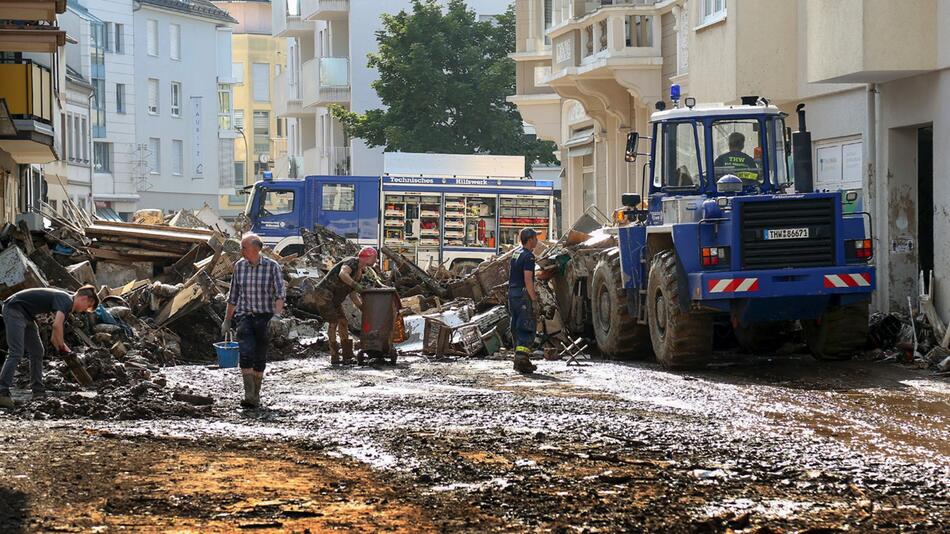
[313,247,377,365]
[714,131,760,183]
[508,228,539,374]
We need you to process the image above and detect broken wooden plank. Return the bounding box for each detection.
[29,248,81,290]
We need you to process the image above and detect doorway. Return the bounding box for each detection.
[918,126,934,286]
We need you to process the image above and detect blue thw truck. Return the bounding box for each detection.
[245,162,555,270]
[561,92,875,368]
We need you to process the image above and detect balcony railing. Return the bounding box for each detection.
[318,57,350,102]
[549,4,662,73]
[302,0,349,21]
[0,60,53,123]
[323,145,350,175]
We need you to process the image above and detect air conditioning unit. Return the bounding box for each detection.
[15,213,44,232]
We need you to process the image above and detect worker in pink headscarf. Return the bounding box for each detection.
[311,247,378,364]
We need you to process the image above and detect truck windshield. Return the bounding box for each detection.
[259,189,295,216]
[657,121,703,189]
[711,119,763,185]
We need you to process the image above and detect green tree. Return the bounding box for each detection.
[331,0,558,175]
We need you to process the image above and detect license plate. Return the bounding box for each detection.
[764,227,809,240]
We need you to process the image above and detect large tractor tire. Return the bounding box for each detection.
[553,259,590,336]
[590,257,652,358]
[802,301,870,361]
[734,321,795,354]
[646,250,713,369]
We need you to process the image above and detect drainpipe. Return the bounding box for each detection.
[88,91,95,212]
[868,83,886,312]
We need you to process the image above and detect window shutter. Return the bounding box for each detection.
[252,63,269,101]
[234,110,244,130]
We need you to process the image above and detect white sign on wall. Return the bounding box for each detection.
[191,96,204,179]
[815,138,862,191]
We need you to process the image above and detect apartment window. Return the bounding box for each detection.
[172,139,183,175]
[116,83,126,114]
[702,0,726,24]
[148,78,159,114]
[218,84,233,129]
[147,19,158,56]
[287,0,300,17]
[252,63,269,102]
[114,23,124,54]
[94,142,112,173]
[148,138,161,173]
[105,23,114,52]
[543,0,553,39]
[170,24,181,60]
[230,161,246,203]
[66,113,82,161]
[276,118,283,138]
[253,111,269,154]
[232,62,244,83]
[80,116,88,162]
[233,110,244,130]
[92,78,106,137]
[171,82,182,117]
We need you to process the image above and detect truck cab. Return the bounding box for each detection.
[591,97,874,368]
[245,175,380,256]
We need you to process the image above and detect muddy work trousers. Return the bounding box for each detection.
[236,313,273,372]
[507,289,536,352]
[0,304,46,395]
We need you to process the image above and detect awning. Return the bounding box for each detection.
[564,128,594,158]
[0,100,17,137]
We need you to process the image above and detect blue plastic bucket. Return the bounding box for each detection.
[214,341,240,368]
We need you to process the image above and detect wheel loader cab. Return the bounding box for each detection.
[640,106,791,198]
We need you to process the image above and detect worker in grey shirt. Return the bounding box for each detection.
[0,285,99,408]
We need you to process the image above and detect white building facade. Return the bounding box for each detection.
[132,0,237,211]
[271,0,516,179]
[60,0,140,219]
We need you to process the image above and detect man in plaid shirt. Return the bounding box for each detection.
[222,233,285,408]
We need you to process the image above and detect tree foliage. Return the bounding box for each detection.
[331,0,558,174]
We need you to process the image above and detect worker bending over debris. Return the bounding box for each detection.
[0,286,99,408]
[508,228,540,374]
[223,233,286,408]
[313,246,378,365]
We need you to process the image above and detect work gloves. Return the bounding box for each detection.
[221,317,232,338]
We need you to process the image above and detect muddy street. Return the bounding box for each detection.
[1,352,947,532]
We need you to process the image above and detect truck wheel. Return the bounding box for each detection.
[554,260,589,336]
[647,250,713,369]
[803,301,869,360]
[590,257,652,358]
[734,322,794,354]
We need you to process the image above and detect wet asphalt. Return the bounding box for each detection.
[7,349,947,530]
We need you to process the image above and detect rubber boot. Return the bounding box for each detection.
[240,372,255,408]
[252,374,263,408]
[329,340,341,365]
[341,340,355,365]
[513,352,537,374]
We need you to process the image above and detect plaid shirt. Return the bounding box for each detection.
[227,256,286,316]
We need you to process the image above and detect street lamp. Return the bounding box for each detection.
[235,126,250,197]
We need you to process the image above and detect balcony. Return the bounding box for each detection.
[806,0,937,83]
[544,3,663,117]
[273,70,310,118]
[303,57,350,108]
[0,0,67,22]
[302,0,349,21]
[0,60,57,163]
[272,0,311,38]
